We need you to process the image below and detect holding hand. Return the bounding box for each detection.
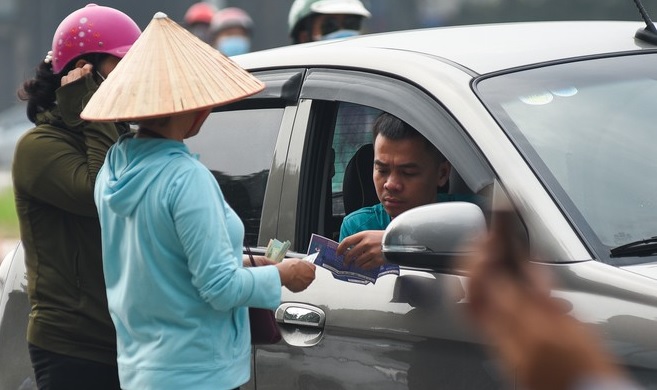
[276,259,316,292]
[337,230,385,270]
[243,254,277,267]
[61,63,93,86]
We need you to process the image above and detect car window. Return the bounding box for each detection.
[186,108,283,246]
[331,102,382,216]
[304,100,484,245]
[477,53,657,265]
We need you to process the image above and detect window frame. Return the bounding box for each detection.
[281,68,495,253]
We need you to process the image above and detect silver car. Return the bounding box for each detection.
[3,19,657,389]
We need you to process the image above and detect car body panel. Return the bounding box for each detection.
[622,262,657,281]
[256,267,506,389]
[550,261,657,383]
[237,21,649,74]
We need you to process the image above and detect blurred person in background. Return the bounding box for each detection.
[288,0,371,44]
[209,7,253,56]
[183,1,218,43]
[466,214,643,390]
[13,4,140,389]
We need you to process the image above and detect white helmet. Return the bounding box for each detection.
[288,0,371,37]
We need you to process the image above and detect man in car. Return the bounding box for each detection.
[288,0,371,44]
[336,113,452,270]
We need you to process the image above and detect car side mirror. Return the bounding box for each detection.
[382,202,486,273]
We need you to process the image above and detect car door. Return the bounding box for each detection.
[186,68,305,248]
[250,69,505,390]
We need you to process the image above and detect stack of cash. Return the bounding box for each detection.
[265,238,291,263]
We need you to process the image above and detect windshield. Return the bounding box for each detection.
[477,53,657,265]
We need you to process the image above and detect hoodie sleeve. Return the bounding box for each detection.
[13,75,128,217]
[170,164,281,312]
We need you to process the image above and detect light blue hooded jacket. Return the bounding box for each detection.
[95,135,281,390]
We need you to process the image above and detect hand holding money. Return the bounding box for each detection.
[265,238,291,263]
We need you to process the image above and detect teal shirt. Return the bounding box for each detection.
[340,194,486,241]
[339,203,390,241]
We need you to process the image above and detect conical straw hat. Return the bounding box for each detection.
[81,12,264,122]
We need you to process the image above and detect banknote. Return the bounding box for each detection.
[265,238,291,263]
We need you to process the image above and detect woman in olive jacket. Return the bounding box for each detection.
[12,5,140,390]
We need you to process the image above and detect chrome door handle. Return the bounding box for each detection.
[275,302,325,328]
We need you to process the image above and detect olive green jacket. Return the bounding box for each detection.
[12,75,129,365]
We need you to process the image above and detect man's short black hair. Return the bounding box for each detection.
[372,112,447,163]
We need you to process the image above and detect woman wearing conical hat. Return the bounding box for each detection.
[82,13,316,390]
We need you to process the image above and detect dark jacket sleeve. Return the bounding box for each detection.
[12,75,128,217]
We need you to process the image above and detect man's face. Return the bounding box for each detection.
[373,135,451,218]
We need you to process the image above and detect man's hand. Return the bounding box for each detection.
[337,230,385,270]
[61,63,93,86]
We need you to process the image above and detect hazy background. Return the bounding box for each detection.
[1,0,656,112]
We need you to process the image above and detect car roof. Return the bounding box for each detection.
[238,21,657,75]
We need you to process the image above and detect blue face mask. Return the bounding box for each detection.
[217,36,251,57]
[321,29,360,40]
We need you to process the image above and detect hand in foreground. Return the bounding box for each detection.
[61,63,93,86]
[336,230,385,270]
[465,234,629,390]
[276,259,316,293]
[243,255,277,267]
